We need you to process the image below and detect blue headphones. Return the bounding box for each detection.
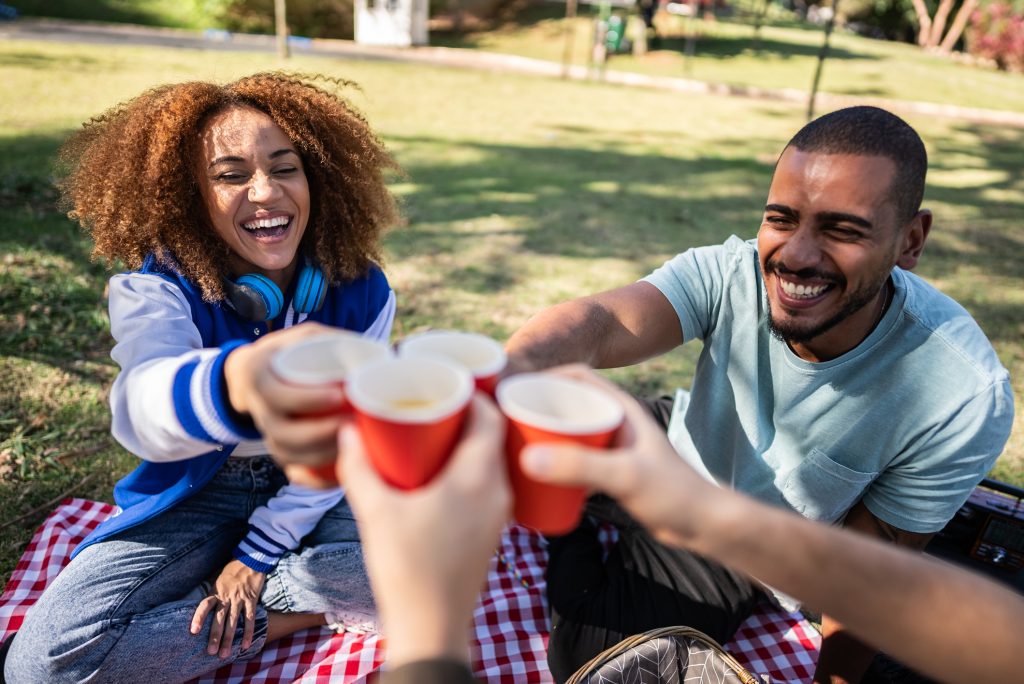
[221,261,327,322]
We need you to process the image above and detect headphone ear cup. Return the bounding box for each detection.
[293,264,328,314]
[233,273,285,321]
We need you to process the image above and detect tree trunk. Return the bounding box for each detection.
[909,0,933,46]
[927,0,957,48]
[275,0,289,59]
[938,0,978,53]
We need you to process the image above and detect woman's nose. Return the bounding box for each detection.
[248,173,279,203]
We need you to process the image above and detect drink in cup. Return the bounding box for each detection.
[496,373,624,535]
[270,330,392,483]
[346,356,474,490]
[397,330,507,396]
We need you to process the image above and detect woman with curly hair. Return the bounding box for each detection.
[4,72,401,683]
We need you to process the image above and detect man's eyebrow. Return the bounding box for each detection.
[816,211,873,229]
[764,204,798,219]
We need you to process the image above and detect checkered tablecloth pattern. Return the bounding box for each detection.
[1,499,820,682]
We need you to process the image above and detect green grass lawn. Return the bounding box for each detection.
[1,37,1021,580]
[432,5,1024,114]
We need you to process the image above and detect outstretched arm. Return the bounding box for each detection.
[339,394,510,675]
[521,367,1023,684]
[504,282,683,374]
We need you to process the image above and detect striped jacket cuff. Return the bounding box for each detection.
[232,524,290,573]
[172,340,261,444]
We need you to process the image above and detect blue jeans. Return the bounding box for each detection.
[3,457,374,683]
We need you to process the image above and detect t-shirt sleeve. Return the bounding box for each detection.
[641,240,736,343]
[862,378,1015,534]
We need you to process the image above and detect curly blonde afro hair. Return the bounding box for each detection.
[58,72,401,301]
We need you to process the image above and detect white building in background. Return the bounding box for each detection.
[355,0,428,46]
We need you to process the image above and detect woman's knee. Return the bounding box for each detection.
[3,613,123,683]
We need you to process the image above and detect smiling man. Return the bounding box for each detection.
[504,106,1014,684]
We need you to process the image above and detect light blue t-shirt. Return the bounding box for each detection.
[644,236,1014,533]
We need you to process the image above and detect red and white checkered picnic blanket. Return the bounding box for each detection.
[1,499,820,682]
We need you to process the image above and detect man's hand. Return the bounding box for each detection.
[223,323,347,469]
[190,560,266,658]
[339,394,511,668]
[519,365,716,549]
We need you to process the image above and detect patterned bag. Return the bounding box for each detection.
[567,626,761,684]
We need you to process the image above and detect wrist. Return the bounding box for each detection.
[223,343,253,416]
[384,617,470,669]
[377,590,473,669]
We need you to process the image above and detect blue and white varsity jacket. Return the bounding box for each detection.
[73,255,396,572]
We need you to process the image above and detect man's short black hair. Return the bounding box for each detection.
[786,106,928,223]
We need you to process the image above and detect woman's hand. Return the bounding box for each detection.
[223,322,346,470]
[190,559,267,658]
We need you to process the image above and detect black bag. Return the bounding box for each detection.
[567,626,760,684]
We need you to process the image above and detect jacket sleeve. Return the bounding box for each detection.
[233,484,346,572]
[108,273,259,462]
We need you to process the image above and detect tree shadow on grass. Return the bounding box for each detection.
[653,34,873,61]
[909,122,1024,351]
[0,131,114,382]
[15,0,178,28]
[387,132,775,275]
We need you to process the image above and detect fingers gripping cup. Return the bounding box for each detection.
[271,331,393,408]
[397,330,507,396]
[347,357,475,490]
[496,374,624,535]
[271,331,392,482]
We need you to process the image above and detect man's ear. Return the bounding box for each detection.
[896,209,932,270]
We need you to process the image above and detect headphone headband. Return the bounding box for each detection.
[221,263,327,322]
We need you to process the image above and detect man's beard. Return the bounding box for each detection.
[763,259,886,345]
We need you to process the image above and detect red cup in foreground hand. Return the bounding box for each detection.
[397,330,507,396]
[496,373,624,535]
[271,331,392,483]
[346,356,475,490]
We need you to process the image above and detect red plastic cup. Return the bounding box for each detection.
[397,330,507,396]
[346,356,475,490]
[496,373,624,535]
[270,331,392,483]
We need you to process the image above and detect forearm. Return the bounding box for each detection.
[684,488,1023,684]
[506,283,682,372]
[381,597,472,670]
[505,298,610,372]
[235,484,344,571]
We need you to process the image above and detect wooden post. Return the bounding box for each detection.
[275,0,290,59]
[562,0,579,79]
[807,2,836,121]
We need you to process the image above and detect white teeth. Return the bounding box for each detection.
[780,279,827,299]
[242,216,290,230]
